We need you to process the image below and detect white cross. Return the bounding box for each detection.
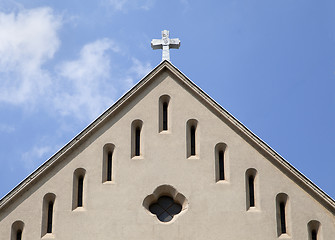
[151,30,180,62]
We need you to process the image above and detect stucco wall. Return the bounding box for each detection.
[0,69,334,239]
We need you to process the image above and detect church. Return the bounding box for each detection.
[0,31,334,240]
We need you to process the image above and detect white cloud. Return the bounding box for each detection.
[120,57,152,89]
[130,58,152,78]
[0,7,153,123]
[0,124,15,133]
[53,38,152,122]
[54,38,120,121]
[106,0,155,11]
[21,145,52,171]
[0,7,62,105]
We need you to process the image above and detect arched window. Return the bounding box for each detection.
[280,202,286,233]
[248,176,255,206]
[308,220,321,240]
[135,127,141,156]
[107,152,112,181]
[186,119,198,157]
[47,201,54,233]
[312,230,317,240]
[190,126,195,155]
[102,143,115,182]
[78,176,84,207]
[163,103,168,130]
[41,193,56,236]
[131,120,143,157]
[219,151,224,179]
[215,143,227,182]
[11,221,24,240]
[72,168,86,210]
[276,193,290,236]
[245,168,257,209]
[159,95,170,132]
[16,230,22,240]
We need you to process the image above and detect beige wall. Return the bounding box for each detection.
[0,69,334,239]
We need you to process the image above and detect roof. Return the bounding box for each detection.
[1,60,335,214]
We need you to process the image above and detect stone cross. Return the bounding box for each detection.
[151,30,180,62]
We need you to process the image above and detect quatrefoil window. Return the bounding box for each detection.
[149,196,182,222]
[143,185,188,223]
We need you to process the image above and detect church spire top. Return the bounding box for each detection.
[151,30,180,62]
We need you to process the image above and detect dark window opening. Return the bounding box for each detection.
[312,230,317,240]
[190,126,196,155]
[163,102,168,130]
[47,201,53,233]
[77,176,83,207]
[135,127,141,156]
[248,176,255,207]
[16,230,22,240]
[107,152,112,181]
[280,202,286,234]
[149,196,182,222]
[219,150,224,180]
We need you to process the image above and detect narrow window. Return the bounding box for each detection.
[77,176,83,207]
[190,126,196,155]
[163,102,168,131]
[311,230,317,240]
[308,220,321,240]
[131,120,143,157]
[248,175,255,207]
[276,193,289,236]
[245,168,257,210]
[102,144,115,182]
[279,202,286,233]
[135,127,141,156]
[219,151,224,180]
[41,193,55,237]
[186,119,198,158]
[47,201,53,233]
[72,168,86,210]
[159,95,170,132]
[215,143,227,182]
[107,152,112,181]
[16,230,22,240]
[11,221,24,240]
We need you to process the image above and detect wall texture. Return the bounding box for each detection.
[0,63,334,240]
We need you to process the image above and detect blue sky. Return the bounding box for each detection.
[0,0,334,200]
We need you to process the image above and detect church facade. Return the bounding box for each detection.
[0,60,334,239]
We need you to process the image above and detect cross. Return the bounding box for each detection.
[151,30,180,62]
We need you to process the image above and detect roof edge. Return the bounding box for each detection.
[1,60,334,215]
[162,62,335,213]
[0,60,168,210]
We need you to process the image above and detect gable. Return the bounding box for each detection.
[0,61,334,239]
